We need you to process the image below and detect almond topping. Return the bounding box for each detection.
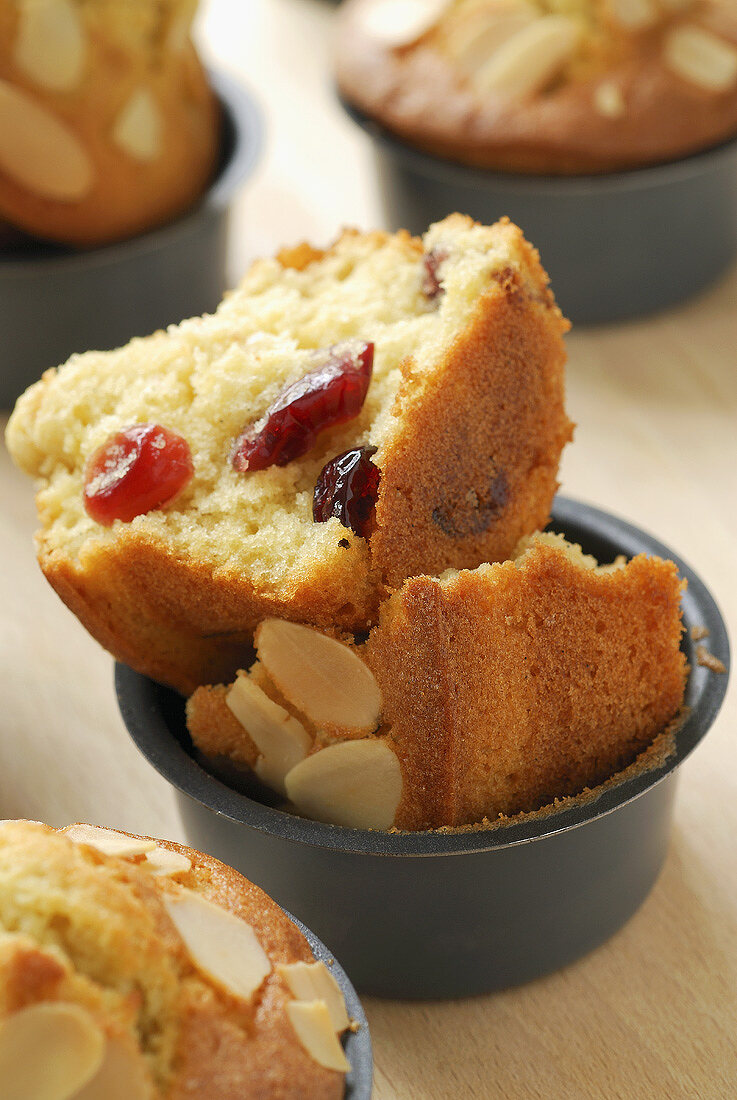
[255,620,382,736]
[143,846,192,877]
[164,890,271,1002]
[358,0,451,48]
[227,672,311,795]
[607,0,658,30]
[443,2,538,76]
[284,739,402,830]
[663,25,737,92]
[73,1039,153,1100]
[0,1003,105,1100]
[63,824,157,859]
[594,80,625,117]
[113,89,162,161]
[471,15,582,99]
[15,0,86,92]
[0,80,93,201]
[286,1000,351,1073]
[278,962,350,1032]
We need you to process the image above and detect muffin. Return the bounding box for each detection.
[6,214,572,693]
[187,531,687,831]
[336,0,737,173]
[0,0,219,245]
[0,820,353,1098]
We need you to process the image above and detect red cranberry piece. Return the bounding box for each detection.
[83,423,194,526]
[232,341,374,472]
[313,447,380,540]
[421,249,448,302]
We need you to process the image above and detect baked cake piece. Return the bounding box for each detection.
[6,215,572,693]
[187,533,686,830]
[0,820,351,1098]
[0,0,219,245]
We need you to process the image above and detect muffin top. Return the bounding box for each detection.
[0,821,349,1099]
[336,0,737,172]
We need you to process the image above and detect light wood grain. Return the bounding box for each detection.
[1,0,735,1096]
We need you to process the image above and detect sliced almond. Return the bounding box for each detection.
[663,25,737,92]
[143,846,192,877]
[255,620,382,736]
[286,1000,351,1073]
[0,1002,105,1100]
[113,89,162,162]
[63,824,157,860]
[73,1039,153,1100]
[606,0,658,30]
[278,962,350,1032]
[164,890,271,1002]
[227,673,311,795]
[594,80,625,118]
[15,0,86,92]
[444,2,538,76]
[285,739,402,830]
[358,0,451,48]
[471,15,582,99]
[0,80,93,201]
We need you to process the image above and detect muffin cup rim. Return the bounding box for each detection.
[116,495,730,859]
[0,70,263,276]
[339,95,737,196]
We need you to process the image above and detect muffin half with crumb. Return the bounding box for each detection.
[6,214,572,693]
[0,820,355,1099]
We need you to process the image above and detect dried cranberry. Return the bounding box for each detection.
[83,423,193,526]
[421,249,448,303]
[232,341,374,472]
[313,447,380,540]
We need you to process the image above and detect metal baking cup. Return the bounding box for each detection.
[341,100,737,325]
[0,72,263,409]
[116,497,730,999]
[290,912,373,1098]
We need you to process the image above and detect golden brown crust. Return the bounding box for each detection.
[0,822,344,1100]
[186,684,259,766]
[336,0,737,174]
[0,2,219,245]
[372,258,572,584]
[364,545,687,828]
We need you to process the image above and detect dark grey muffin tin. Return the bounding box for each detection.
[116,496,730,999]
[0,72,262,409]
[341,100,737,325]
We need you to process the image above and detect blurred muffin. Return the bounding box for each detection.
[0,820,351,1098]
[336,0,737,172]
[0,0,219,245]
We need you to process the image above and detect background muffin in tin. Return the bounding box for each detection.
[336,0,737,172]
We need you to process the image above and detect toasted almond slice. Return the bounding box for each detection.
[358,0,451,48]
[73,1039,153,1100]
[444,2,538,76]
[278,962,350,1032]
[255,620,382,736]
[143,846,192,877]
[0,1003,105,1100]
[15,0,86,92]
[227,673,311,795]
[164,890,271,1002]
[63,824,157,859]
[594,80,625,117]
[286,1001,351,1073]
[113,89,162,161]
[663,25,737,92]
[607,0,658,30]
[0,80,93,201]
[285,739,402,830]
[472,15,582,99]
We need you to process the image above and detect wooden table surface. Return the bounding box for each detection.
[1,1,735,1096]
